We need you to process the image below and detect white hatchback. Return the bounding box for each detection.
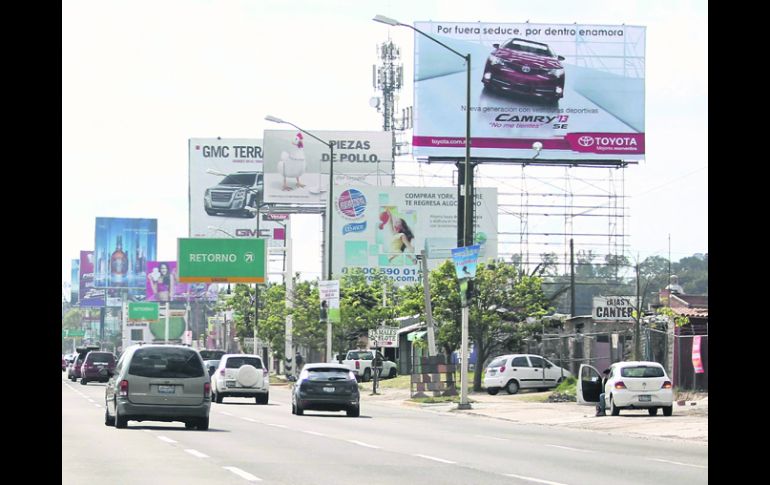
[483,354,572,395]
[577,361,674,416]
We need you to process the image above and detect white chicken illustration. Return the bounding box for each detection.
[277,132,306,191]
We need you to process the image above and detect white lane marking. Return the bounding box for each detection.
[220,411,234,417]
[475,435,509,441]
[302,430,326,437]
[267,423,287,429]
[93,404,102,408]
[504,473,569,485]
[347,440,380,449]
[545,444,593,453]
[223,466,261,482]
[157,436,177,444]
[87,399,96,403]
[414,454,455,464]
[185,449,209,459]
[242,417,258,423]
[648,458,707,469]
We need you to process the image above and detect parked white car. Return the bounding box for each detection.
[211,354,269,404]
[577,361,674,416]
[483,354,572,395]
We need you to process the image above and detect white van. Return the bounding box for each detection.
[483,354,572,395]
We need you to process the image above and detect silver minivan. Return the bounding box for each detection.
[104,344,211,430]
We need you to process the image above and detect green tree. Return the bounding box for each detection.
[426,260,554,391]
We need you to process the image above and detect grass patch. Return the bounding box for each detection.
[554,376,577,397]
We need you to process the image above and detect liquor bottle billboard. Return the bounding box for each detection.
[79,250,105,307]
[94,218,158,288]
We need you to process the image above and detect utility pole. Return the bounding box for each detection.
[419,249,437,356]
[634,262,642,360]
[570,239,576,316]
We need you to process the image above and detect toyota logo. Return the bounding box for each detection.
[578,136,595,147]
[521,66,531,73]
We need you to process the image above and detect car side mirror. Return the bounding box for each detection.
[546,363,552,369]
[287,375,297,382]
[107,369,115,377]
[492,43,500,48]
[336,354,345,362]
[208,366,216,376]
[557,55,565,61]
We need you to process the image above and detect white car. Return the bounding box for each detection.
[211,354,269,404]
[483,354,572,395]
[577,361,674,416]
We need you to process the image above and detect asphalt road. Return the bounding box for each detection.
[62,375,707,485]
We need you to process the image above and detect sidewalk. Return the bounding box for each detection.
[362,387,708,444]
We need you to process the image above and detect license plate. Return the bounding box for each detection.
[323,386,335,393]
[638,395,651,402]
[226,380,236,387]
[488,370,496,376]
[158,385,175,394]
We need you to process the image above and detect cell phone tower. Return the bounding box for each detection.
[371,39,412,184]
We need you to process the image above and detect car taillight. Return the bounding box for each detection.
[262,369,268,378]
[355,361,360,369]
[662,380,672,389]
[219,368,225,376]
[614,381,626,390]
[204,382,211,398]
[499,366,506,373]
[119,379,129,397]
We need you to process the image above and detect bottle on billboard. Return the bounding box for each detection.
[110,235,128,278]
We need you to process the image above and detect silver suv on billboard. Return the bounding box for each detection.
[204,171,263,218]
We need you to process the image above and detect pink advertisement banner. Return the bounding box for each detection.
[691,335,704,374]
[146,261,218,302]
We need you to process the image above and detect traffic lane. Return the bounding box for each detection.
[66,379,706,484]
[262,387,707,485]
[62,379,250,485]
[148,398,519,485]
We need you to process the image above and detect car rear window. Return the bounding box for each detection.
[129,348,204,378]
[488,358,506,368]
[621,366,665,378]
[225,356,262,369]
[348,351,373,360]
[86,352,115,364]
[200,350,226,360]
[306,368,350,380]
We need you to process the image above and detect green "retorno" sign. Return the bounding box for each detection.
[178,238,266,283]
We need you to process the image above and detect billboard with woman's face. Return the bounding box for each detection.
[146,261,218,302]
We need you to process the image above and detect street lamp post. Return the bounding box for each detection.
[374,15,474,409]
[265,115,335,362]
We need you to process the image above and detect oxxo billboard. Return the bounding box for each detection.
[188,138,286,246]
[332,186,497,286]
[412,21,646,160]
[262,130,393,205]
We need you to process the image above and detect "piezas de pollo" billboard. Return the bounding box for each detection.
[412,21,645,161]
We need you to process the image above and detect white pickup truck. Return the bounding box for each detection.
[335,350,398,382]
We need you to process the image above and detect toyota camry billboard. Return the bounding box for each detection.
[412,21,646,160]
[331,186,497,286]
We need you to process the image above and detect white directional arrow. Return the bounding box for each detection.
[245,252,255,262]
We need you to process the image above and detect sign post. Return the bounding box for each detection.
[451,245,480,410]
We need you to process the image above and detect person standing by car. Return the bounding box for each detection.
[294,351,304,377]
[596,368,611,416]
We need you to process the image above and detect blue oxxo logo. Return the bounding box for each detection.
[343,221,367,234]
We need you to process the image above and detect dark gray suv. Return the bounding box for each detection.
[104,344,211,430]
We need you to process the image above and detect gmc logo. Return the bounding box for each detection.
[235,229,270,237]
